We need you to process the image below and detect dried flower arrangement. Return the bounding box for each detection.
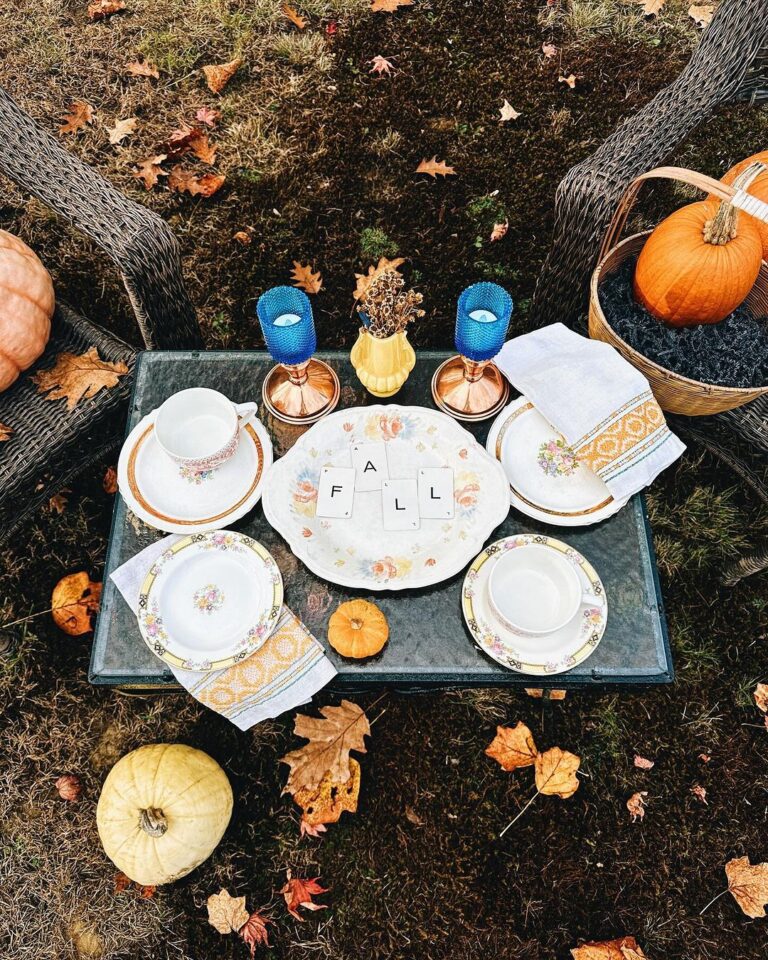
[359,270,424,339]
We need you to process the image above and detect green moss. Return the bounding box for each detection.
[359,227,399,260]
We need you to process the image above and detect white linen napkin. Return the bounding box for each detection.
[111,535,337,730]
[496,323,685,502]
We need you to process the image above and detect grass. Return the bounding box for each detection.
[358,226,399,259]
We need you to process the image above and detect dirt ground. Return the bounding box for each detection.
[2,2,768,959]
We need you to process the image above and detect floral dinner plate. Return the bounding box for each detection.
[462,534,607,675]
[137,531,283,671]
[262,405,510,590]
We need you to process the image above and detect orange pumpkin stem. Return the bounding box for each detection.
[350,618,364,630]
[704,161,766,246]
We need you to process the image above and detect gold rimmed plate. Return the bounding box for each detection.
[117,410,273,534]
[486,396,627,527]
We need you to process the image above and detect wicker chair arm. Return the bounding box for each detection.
[530,0,768,329]
[0,86,201,349]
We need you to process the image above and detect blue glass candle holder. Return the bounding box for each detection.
[256,286,339,424]
[432,282,512,421]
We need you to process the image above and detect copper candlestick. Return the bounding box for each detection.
[431,355,509,422]
[262,358,340,425]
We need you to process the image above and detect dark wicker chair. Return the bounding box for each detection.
[531,0,768,584]
[0,87,202,543]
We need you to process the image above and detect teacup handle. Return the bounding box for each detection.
[234,401,258,430]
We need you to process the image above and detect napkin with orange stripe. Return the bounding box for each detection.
[496,323,685,502]
[111,535,336,730]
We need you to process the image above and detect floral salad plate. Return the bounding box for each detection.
[262,405,510,590]
[117,409,272,534]
[137,531,283,671]
[462,534,607,675]
[486,396,627,527]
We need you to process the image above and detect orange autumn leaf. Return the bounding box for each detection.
[281,871,329,920]
[490,220,509,242]
[485,722,538,771]
[59,101,94,136]
[416,156,456,178]
[32,348,129,409]
[164,126,204,160]
[627,791,647,822]
[55,774,82,802]
[168,166,225,197]
[291,261,323,294]
[233,230,252,245]
[207,889,250,934]
[49,491,69,514]
[633,754,654,770]
[124,60,159,79]
[725,856,768,918]
[688,3,714,27]
[195,106,220,127]
[107,117,137,145]
[51,572,102,636]
[559,74,577,89]
[353,256,405,301]
[103,466,118,494]
[571,936,648,960]
[371,0,414,10]
[534,747,580,797]
[133,154,168,190]
[294,758,361,835]
[370,55,395,76]
[0,422,12,441]
[239,911,271,954]
[282,3,307,28]
[114,871,132,894]
[202,58,242,94]
[189,133,218,165]
[87,0,126,21]
[754,682,768,712]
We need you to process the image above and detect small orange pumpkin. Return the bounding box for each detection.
[327,599,389,659]
[715,150,768,259]
[634,163,764,327]
[0,230,54,391]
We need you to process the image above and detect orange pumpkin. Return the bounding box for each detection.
[634,163,764,327]
[715,150,768,259]
[0,230,54,391]
[327,599,389,659]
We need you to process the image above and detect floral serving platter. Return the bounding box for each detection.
[117,409,272,534]
[486,396,627,527]
[462,534,607,675]
[262,405,510,590]
[137,531,283,671]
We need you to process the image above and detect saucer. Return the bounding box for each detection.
[117,410,272,534]
[462,534,607,675]
[137,531,283,671]
[486,397,627,526]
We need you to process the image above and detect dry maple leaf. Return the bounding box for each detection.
[490,220,508,242]
[627,791,648,822]
[239,911,271,954]
[108,117,137,145]
[571,936,647,960]
[542,42,557,58]
[196,106,220,127]
[55,774,82,802]
[59,101,94,136]
[124,60,159,79]
[559,74,577,89]
[88,0,125,20]
[33,347,129,410]
[725,856,768,918]
[370,55,394,76]
[754,682,768,712]
[281,871,329,920]
[168,166,226,197]
[0,422,12,441]
[633,754,654,770]
[283,2,307,28]
[281,700,370,795]
[353,256,405,301]
[691,784,708,804]
[189,133,217,165]
[688,3,714,26]
[202,58,242,94]
[416,157,456,178]
[207,889,250,934]
[535,747,580,797]
[294,758,361,834]
[499,99,520,121]
[486,722,538,771]
[291,261,323,294]
[133,155,168,190]
[103,466,118,494]
[51,571,102,636]
[164,126,203,160]
[637,0,665,13]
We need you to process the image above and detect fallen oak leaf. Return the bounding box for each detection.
[485,722,538,771]
[103,466,118,494]
[195,106,220,127]
[571,936,647,959]
[49,491,69,514]
[754,682,768,712]
[107,117,137,145]
[164,126,204,160]
[202,58,242,94]
[51,571,102,635]
[189,133,217,165]
[282,2,307,28]
[688,3,714,26]
[499,99,520,121]
[633,754,654,770]
[416,156,456,178]
[168,166,225,197]
[291,261,323,294]
[88,0,125,20]
[133,154,168,190]
[370,55,395,76]
[55,774,82,801]
[32,347,129,409]
[490,220,508,242]
[0,422,12,441]
[535,746,580,797]
[239,910,271,955]
[353,256,405,301]
[207,889,250,934]
[559,74,577,89]
[124,59,159,79]
[59,101,94,136]
[294,758,361,834]
[114,871,155,898]
[281,700,370,795]
[281,871,329,920]
[627,791,648,822]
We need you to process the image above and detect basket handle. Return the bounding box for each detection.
[599,165,768,262]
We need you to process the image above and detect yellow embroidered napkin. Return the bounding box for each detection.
[111,535,336,730]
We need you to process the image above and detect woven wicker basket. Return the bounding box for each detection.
[589,165,768,415]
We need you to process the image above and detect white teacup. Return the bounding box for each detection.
[488,544,593,637]
[155,388,257,473]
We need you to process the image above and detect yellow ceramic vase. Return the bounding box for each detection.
[350,328,416,398]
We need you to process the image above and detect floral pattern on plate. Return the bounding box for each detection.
[537,437,579,477]
[193,583,225,614]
